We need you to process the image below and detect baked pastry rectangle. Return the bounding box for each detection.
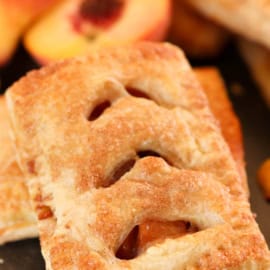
[187,0,270,49]
[6,42,270,269]
[0,67,245,247]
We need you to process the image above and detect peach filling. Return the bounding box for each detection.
[117,221,198,259]
[104,150,198,259]
[36,205,53,220]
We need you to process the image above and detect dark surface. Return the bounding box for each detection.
[0,43,269,270]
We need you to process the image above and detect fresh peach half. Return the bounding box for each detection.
[23,0,171,65]
[0,0,59,66]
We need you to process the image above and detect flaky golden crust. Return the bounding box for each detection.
[0,96,37,245]
[187,0,270,49]
[6,42,270,269]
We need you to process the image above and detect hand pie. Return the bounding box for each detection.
[6,42,270,269]
[0,96,37,245]
[0,67,245,247]
[187,0,270,49]
[168,0,229,58]
[238,39,270,108]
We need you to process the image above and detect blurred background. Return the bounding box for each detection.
[0,0,269,269]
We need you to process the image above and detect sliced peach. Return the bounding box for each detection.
[257,159,270,200]
[23,0,171,65]
[0,0,59,66]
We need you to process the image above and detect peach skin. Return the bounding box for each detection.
[0,0,59,66]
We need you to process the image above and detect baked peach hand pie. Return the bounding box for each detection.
[0,96,37,245]
[0,67,245,247]
[5,42,270,269]
[186,0,270,49]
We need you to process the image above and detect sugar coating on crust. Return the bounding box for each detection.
[187,0,270,49]
[6,42,270,269]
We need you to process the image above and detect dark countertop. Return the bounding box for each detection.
[0,43,269,270]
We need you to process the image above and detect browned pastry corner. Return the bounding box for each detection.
[238,39,270,108]
[186,0,270,50]
[0,96,37,245]
[168,0,229,58]
[6,42,270,269]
